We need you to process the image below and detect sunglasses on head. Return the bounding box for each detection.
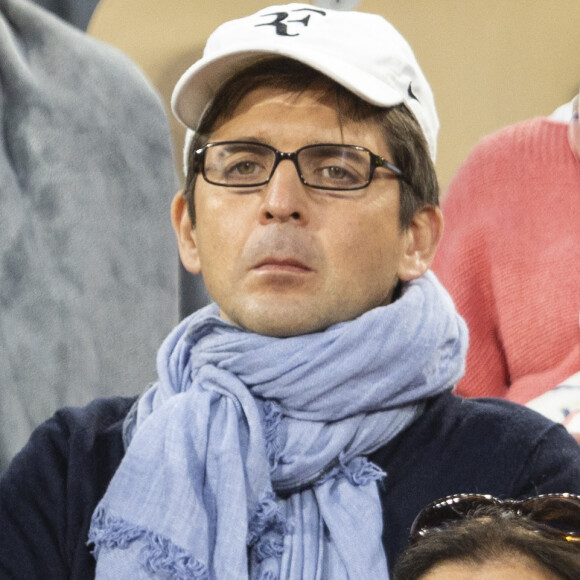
[410,493,580,544]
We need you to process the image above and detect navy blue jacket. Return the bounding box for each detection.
[1,391,579,578]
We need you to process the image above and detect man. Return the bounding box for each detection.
[1,4,580,579]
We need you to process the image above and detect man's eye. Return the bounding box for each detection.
[316,164,362,185]
[222,157,267,180]
[231,160,258,175]
[321,166,349,180]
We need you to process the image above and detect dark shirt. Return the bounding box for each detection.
[1,391,579,578]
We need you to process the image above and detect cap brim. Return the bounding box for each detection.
[171,44,404,129]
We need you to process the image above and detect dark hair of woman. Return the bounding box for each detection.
[394,504,580,580]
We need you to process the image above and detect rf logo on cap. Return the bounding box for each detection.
[256,8,325,37]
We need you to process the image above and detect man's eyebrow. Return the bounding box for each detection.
[211,136,347,148]
[211,136,270,145]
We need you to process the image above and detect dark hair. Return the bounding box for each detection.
[394,505,580,580]
[182,57,438,228]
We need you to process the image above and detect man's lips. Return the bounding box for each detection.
[253,257,312,272]
[243,227,319,274]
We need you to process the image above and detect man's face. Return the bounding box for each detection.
[175,85,432,337]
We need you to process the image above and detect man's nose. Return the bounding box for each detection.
[258,158,309,224]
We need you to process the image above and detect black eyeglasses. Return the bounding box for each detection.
[194,141,406,193]
[410,493,580,544]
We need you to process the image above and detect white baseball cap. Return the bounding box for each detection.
[171,3,439,160]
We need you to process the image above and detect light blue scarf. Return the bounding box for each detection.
[88,271,468,579]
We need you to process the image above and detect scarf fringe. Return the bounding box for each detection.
[263,400,285,470]
[247,492,288,552]
[247,493,288,580]
[317,456,386,487]
[89,507,209,579]
[253,533,285,562]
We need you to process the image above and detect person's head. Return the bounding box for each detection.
[170,3,443,336]
[394,494,580,580]
[409,554,570,580]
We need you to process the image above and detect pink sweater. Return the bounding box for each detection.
[432,117,580,404]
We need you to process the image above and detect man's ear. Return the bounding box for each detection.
[171,190,201,274]
[397,205,444,282]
